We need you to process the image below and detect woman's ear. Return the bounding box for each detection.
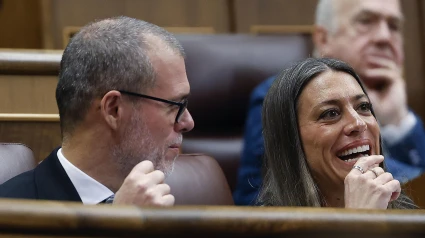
[313,25,329,57]
[100,90,123,131]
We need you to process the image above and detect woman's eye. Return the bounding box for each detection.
[357,102,372,113]
[319,109,340,120]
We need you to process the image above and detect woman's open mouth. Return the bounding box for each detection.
[337,145,371,163]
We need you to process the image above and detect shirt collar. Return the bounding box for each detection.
[57,148,113,204]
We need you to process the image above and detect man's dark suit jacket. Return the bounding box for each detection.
[0,147,82,202]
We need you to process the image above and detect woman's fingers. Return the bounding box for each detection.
[374,172,394,185]
[385,179,401,202]
[351,155,384,175]
[345,156,401,209]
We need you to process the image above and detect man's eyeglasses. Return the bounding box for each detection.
[118,90,188,123]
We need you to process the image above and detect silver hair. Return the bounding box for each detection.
[313,0,338,57]
[315,0,337,33]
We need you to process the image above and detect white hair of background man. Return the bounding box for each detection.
[313,0,338,57]
[315,0,338,33]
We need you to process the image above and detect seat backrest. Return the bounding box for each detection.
[403,173,425,208]
[177,34,311,134]
[0,143,36,184]
[165,154,234,205]
[176,34,312,191]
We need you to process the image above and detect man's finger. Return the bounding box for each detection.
[364,68,395,83]
[161,194,175,206]
[132,160,155,174]
[367,56,399,70]
[153,183,171,196]
[145,170,166,184]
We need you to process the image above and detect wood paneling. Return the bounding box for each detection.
[400,0,425,120]
[0,49,61,75]
[0,200,424,237]
[0,120,61,162]
[125,0,230,31]
[41,0,230,49]
[250,25,314,35]
[234,0,318,33]
[420,0,425,92]
[0,0,42,49]
[0,76,58,114]
[0,49,62,114]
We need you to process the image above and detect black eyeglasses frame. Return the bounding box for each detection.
[118,90,188,123]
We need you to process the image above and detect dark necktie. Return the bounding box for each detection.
[101,194,115,204]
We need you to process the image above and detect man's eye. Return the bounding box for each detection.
[319,109,340,120]
[170,104,180,109]
[358,17,373,25]
[388,21,402,32]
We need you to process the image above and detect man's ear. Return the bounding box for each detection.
[313,25,330,57]
[100,90,123,131]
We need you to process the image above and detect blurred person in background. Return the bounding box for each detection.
[234,0,425,205]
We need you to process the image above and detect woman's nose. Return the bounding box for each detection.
[343,110,367,136]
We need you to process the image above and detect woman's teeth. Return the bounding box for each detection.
[338,145,370,157]
[344,154,369,162]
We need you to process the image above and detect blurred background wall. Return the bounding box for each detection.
[0,0,424,119]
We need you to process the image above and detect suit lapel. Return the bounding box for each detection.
[34,148,82,202]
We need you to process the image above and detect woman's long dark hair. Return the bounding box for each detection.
[258,58,416,209]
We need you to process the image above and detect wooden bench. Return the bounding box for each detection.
[0,199,424,237]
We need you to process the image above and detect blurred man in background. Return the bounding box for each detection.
[234,0,425,205]
[0,16,194,205]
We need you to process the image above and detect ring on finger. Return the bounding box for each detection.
[370,168,379,178]
[352,165,365,174]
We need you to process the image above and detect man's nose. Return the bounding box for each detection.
[175,109,195,133]
[373,20,392,43]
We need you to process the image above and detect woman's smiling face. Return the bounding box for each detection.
[297,70,380,186]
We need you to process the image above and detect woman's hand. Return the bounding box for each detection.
[344,155,401,209]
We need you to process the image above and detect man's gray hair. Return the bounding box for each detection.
[314,0,339,57]
[315,0,337,33]
[56,16,185,139]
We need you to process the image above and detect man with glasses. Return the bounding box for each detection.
[234,0,425,205]
[0,16,195,206]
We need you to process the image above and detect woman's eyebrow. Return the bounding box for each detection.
[353,94,368,101]
[312,94,367,109]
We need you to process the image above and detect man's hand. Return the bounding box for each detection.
[362,57,408,126]
[113,160,175,206]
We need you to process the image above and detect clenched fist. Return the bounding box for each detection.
[344,155,400,209]
[113,160,175,206]
[363,56,408,126]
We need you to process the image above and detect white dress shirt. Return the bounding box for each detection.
[57,149,114,204]
[380,111,417,146]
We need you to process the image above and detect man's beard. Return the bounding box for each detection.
[111,113,178,178]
